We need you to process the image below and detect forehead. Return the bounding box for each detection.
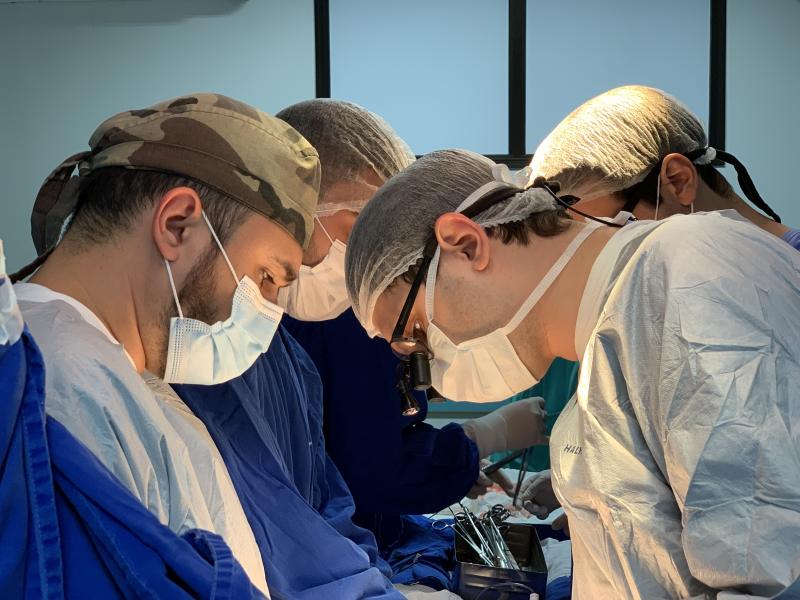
[325,176,381,203]
[227,213,303,267]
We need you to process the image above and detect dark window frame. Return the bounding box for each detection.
[315,0,726,168]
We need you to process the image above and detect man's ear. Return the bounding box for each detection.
[660,153,699,208]
[152,187,205,262]
[434,212,491,271]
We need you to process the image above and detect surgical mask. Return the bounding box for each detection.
[424,222,599,403]
[277,218,350,322]
[162,212,284,385]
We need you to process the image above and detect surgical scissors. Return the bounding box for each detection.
[433,504,521,571]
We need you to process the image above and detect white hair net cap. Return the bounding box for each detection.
[528,85,708,200]
[276,99,415,215]
[345,150,557,336]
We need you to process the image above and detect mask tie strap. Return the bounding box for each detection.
[164,259,184,319]
[201,211,238,284]
[689,146,781,223]
[502,223,600,334]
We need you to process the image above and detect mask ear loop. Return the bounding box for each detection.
[315,216,336,245]
[164,259,184,319]
[201,211,238,284]
[654,172,661,221]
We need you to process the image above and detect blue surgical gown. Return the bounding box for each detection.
[174,327,403,600]
[0,325,265,599]
[285,310,480,519]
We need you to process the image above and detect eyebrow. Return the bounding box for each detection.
[280,260,298,283]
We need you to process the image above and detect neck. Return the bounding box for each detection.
[699,190,788,238]
[728,194,789,238]
[512,222,615,377]
[29,240,152,373]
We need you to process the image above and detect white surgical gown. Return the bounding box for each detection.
[551,212,800,599]
[15,283,269,596]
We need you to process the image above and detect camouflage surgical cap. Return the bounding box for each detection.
[32,93,321,254]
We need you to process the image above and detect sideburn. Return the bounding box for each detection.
[178,245,223,325]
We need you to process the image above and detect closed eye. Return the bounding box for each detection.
[261,270,275,285]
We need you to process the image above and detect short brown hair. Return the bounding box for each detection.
[66,167,252,248]
[401,208,571,284]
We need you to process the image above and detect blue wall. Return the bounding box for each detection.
[1,0,797,274]
[727,0,800,228]
[525,0,710,154]
[0,0,315,273]
[329,0,509,155]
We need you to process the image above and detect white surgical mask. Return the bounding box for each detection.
[424,222,599,403]
[162,212,284,385]
[277,217,350,321]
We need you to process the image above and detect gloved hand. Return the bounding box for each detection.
[518,469,560,519]
[552,512,569,537]
[466,459,515,499]
[462,397,548,458]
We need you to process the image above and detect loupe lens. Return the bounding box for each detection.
[400,392,421,416]
[390,337,428,360]
[396,361,422,416]
[409,351,431,390]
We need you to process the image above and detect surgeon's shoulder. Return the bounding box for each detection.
[19,298,141,405]
[20,299,122,362]
[637,212,775,266]
[634,211,800,306]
